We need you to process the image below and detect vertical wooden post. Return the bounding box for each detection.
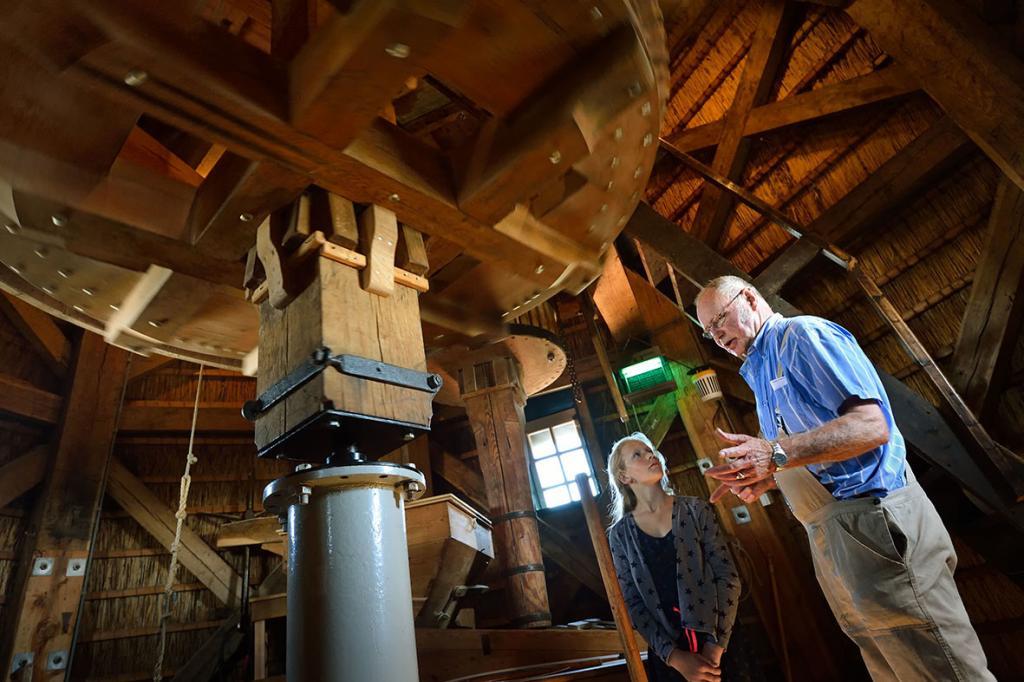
[1,333,129,680]
[461,356,551,628]
[575,474,648,682]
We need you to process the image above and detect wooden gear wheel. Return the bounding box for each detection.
[0,0,668,387]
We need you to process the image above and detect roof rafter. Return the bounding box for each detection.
[846,0,1024,191]
[689,0,799,249]
[948,178,1024,418]
[750,116,972,294]
[664,65,918,153]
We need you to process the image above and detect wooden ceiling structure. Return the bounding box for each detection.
[1,0,1024,679]
[0,0,669,371]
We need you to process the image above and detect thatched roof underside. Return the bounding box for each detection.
[648,1,1024,450]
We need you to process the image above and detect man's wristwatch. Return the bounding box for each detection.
[770,441,789,471]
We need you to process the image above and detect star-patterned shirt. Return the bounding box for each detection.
[608,496,741,663]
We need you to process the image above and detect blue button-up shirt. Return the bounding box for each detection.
[739,313,906,499]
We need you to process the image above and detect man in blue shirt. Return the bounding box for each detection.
[695,275,993,682]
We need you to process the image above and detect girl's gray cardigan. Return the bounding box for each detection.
[607,495,741,663]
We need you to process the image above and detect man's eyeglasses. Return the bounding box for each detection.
[702,289,745,340]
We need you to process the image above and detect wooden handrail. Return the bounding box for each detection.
[575,474,648,682]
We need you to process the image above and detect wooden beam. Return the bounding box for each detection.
[127,354,176,382]
[846,0,1024,191]
[852,267,1024,501]
[639,392,679,448]
[1,334,129,679]
[118,402,253,432]
[0,445,48,509]
[713,115,972,291]
[665,65,918,153]
[11,191,245,289]
[689,0,797,248]
[575,474,648,682]
[535,518,605,598]
[0,373,62,424]
[429,445,487,510]
[52,1,564,287]
[171,613,243,682]
[807,116,973,244]
[270,0,318,59]
[949,178,1024,417]
[456,25,646,225]
[753,237,821,296]
[105,457,243,605]
[625,202,797,315]
[359,204,399,297]
[187,153,309,259]
[0,292,70,375]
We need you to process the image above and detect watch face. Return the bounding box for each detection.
[772,444,788,467]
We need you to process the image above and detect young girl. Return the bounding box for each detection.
[606,432,741,682]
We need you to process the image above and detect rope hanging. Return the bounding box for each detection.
[153,364,205,682]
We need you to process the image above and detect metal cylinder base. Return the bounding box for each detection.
[264,462,425,682]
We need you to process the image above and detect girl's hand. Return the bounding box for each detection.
[667,648,721,682]
[701,641,725,666]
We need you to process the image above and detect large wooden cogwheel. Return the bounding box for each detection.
[0,0,668,372]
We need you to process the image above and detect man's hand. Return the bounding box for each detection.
[701,642,725,667]
[708,429,774,478]
[667,648,721,682]
[705,429,777,502]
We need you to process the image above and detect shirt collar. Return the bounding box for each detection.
[742,313,784,362]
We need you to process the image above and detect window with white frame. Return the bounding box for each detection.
[526,416,598,509]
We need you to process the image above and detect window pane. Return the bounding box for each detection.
[528,429,556,458]
[568,477,598,502]
[535,456,565,487]
[543,485,572,508]
[552,421,582,452]
[560,448,590,481]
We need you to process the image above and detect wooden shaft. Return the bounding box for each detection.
[582,294,628,423]
[574,474,648,682]
[463,384,550,627]
[851,267,1024,501]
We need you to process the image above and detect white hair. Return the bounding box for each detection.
[694,275,761,308]
[606,432,674,525]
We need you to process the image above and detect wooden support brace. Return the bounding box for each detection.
[948,178,1024,417]
[397,224,429,276]
[0,445,48,509]
[851,266,1024,501]
[0,291,70,375]
[358,204,399,296]
[1,334,128,679]
[0,373,62,424]
[105,457,244,605]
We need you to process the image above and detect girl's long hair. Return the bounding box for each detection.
[606,432,675,525]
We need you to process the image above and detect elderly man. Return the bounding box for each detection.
[695,275,992,682]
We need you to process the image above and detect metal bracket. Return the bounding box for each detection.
[31,557,54,576]
[10,652,33,675]
[66,558,86,576]
[730,505,751,525]
[45,651,68,671]
[242,347,442,421]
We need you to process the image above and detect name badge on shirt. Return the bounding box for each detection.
[770,376,788,391]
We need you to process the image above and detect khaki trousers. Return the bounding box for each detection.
[775,467,995,682]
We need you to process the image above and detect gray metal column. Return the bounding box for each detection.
[264,462,425,682]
